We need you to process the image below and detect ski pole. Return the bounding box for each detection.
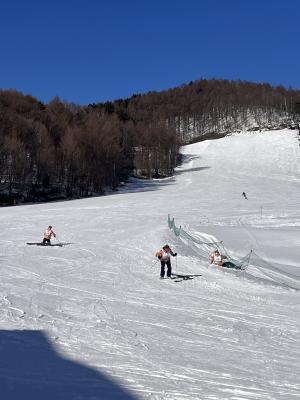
[151,259,159,267]
[55,236,63,245]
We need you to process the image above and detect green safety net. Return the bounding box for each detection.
[168,215,300,289]
[168,215,252,270]
[247,250,300,290]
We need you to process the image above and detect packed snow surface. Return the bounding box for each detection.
[0,129,300,399]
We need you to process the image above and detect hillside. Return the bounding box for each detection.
[92,79,300,142]
[0,129,300,399]
[1,80,300,204]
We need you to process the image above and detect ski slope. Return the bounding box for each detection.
[0,129,300,399]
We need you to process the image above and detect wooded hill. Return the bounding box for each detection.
[1,79,299,204]
[91,79,300,143]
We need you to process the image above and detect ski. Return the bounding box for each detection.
[26,242,63,247]
[171,273,202,282]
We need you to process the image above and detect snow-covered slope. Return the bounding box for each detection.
[0,129,300,399]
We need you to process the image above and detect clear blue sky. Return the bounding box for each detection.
[0,0,299,105]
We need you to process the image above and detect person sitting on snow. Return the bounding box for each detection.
[210,249,227,268]
[155,244,177,279]
[43,225,56,245]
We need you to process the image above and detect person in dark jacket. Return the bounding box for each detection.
[155,244,177,279]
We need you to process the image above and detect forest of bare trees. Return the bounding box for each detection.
[1,79,299,205]
[0,91,178,205]
[114,79,300,143]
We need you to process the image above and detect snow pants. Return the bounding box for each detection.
[223,261,241,269]
[160,260,171,278]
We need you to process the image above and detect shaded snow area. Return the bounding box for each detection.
[1,129,300,399]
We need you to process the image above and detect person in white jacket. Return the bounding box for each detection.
[43,225,56,245]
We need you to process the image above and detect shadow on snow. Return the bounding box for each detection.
[175,166,210,175]
[0,330,138,400]
[117,176,175,194]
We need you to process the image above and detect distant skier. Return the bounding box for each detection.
[242,192,248,199]
[43,225,56,245]
[155,244,177,279]
[210,249,227,268]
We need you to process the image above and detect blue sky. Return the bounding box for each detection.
[0,0,299,105]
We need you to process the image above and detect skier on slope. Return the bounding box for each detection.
[210,249,227,268]
[242,192,248,199]
[43,225,56,245]
[155,244,177,279]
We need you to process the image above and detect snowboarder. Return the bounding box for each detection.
[210,249,227,268]
[242,192,248,199]
[43,225,56,245]
[155,244,177,279]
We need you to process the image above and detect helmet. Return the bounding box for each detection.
[49,225,52,229]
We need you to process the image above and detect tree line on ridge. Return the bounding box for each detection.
[1,78,299,204]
